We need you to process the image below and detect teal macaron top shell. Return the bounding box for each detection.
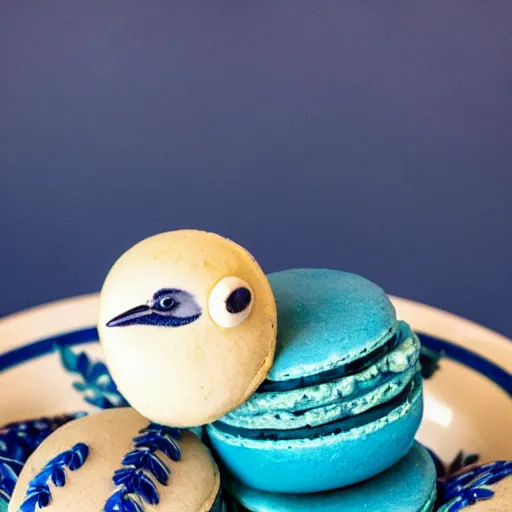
[225,442,437,512]
[207,269,423,494]
[265,269,397,382]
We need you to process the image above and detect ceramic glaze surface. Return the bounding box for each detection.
[97,230,277,427]
[265,269,397,381]
[1,293,511,510]
[225,442,436,512]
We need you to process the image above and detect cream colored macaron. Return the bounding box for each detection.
[97,230,277,427]
[9,408,223,512]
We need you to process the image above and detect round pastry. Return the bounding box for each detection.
[224,443,436,512]
[206,269,423,493]
[97,230,277,427]
[8,408,224,512]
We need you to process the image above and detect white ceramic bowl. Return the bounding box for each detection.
[1,294,511,510]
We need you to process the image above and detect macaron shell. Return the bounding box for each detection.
[207,379,423,493]
[226,442,436,512]
[266,269,397,381]
[97,230,277,427]
[221,322,420,430]
[9,408,220,512]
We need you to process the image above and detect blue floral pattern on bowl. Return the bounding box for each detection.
[0,414,84,511]
[55,344,128,409]
[427,449,480,480]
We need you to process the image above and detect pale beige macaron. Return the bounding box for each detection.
[97,230,277,427]
[9,408,222,512]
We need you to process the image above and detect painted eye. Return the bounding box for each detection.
[209,277,254,328]
[156,296,177,311]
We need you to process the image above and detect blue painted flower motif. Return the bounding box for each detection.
[437,460,512,511]
[0,456,23,510]
[427,448,480,479]
[55,344,128,409]
[19,443,89,512]
[0,414,85,466]
[0,414,85,509]
[105,424,181,512]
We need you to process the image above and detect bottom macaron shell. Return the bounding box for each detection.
[225,442,437,512]
[207,378,423,494]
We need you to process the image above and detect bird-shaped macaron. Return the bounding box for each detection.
[97,230,277,428]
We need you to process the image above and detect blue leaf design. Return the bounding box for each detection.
[88,362,110,384]
[105,423,182,511]
[57,345,80,372]
[76,353,91,379]
[72,382,87,392]
[0,456,23,508]
[19,491,47,512]
[19,443,89,512]
[472,487,494,499]
[437,459,512,511]
[68,443,89,470]
[121,449,147,466]
[85,395,113,409]
[105,489,144,512]
[134,472,159,505]
[50,467,66,487]
[428,447,482,480]
[464,454,479,466]
[134,431,181,462]
[54,343,128,409]
[0,414,84,469]
[145,453,170,485]
[113,468,136,488]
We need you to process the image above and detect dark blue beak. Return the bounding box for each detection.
[106,304,153,327]
[106,305,201,328]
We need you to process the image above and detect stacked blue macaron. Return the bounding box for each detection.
[207,269,429,509]
[225,442,437,512]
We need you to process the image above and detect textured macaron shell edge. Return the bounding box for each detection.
[220,323,420,430]
[207,375,422,449]
[266,269,398,382]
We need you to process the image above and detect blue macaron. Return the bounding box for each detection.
[224,442,437,512]
[206,269,423,493]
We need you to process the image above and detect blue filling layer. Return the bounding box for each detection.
[214,373,420,441]
[257,329,399,393]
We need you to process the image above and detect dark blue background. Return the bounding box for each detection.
[1,1,511,337]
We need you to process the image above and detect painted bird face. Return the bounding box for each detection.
[97,230,277,427]
[105,288,202,328]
